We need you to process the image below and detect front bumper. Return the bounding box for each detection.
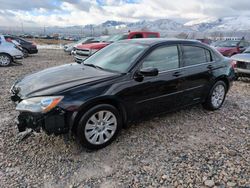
[17,109,70,135]
[74,55,87,63]
[13,55,23,62]
[29,48,38,54]
[235,68,250,78]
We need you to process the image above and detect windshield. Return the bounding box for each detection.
[77,38,92,44]
[84,42,147,73]
[244,47,250,53]
[105,34,128,42]
[216,40,239,47]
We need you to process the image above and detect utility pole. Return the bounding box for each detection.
[21,22,24,34]
[43,25,46,35]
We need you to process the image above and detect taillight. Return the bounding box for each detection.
[231,60,237,68]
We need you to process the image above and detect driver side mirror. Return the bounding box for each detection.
[139,67,159,77]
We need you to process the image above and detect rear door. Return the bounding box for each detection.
[178,45,215,106]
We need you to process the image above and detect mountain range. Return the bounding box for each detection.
[80,16,250,37]
[1,16,250,38]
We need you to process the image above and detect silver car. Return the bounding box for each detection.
[231,47,250,78]
[0,35,24,66]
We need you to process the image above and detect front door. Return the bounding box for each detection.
[120,45,183,119]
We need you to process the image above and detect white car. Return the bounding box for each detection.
[0,35,24,66]
[231,47,250,78]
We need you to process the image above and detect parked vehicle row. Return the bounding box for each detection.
[11,38,235,150]
[0,35,24,66]
[4,35,38,57]
[213,39,250,57]
[0,34,38,66]
[64,37,101,55]
[72,31,160,63]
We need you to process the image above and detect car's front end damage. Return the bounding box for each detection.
[11,92,70,135]
[10,63,119,135]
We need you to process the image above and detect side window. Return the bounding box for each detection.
[131,34,143,39]
[182,46,212,66]
[142,46,179,72]
[146,34,158,38]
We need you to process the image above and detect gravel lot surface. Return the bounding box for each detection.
[0,49,249,188]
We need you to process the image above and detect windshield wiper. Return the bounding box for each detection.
[84,63,104,70]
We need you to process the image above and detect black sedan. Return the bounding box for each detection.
[4,35,38,57]
[10,39,235,149]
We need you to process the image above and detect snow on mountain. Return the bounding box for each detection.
[85,16,250,35]
[82,19,193,36]
[187,16,250,32]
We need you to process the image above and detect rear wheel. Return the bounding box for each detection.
[203,81,227,111]
[0,54,12,66]
[76,104,122,150]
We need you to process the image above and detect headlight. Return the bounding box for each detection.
[16,96,64,113]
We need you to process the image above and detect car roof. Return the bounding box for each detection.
[118,38,202,46]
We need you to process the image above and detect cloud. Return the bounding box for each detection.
[0,0,250,27]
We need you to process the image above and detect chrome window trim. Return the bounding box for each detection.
[158,61,215,75]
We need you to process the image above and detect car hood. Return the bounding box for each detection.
[231,53,250,63]
[216,47,235,52]
[76,42,109,50]
[12,63,119,99]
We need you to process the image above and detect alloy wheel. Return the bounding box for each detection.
[211,84,226,108]
[84,110,117,145]
[0,55,11,66]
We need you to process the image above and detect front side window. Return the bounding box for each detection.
[131,34,143,39]
[142,46,179,72]
[182,46,212,66]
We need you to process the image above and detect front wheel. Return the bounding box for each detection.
[203,81,227,111]
[0,54,12,66]
[77,104,122,150]
[23,49,29,58]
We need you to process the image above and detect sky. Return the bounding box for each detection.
[0,0,250,27]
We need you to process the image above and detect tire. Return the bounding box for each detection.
[0,53,12,66]
[76,104,122,150]
[203,81,227,111]
[23,49,29,58]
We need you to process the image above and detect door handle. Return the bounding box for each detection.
[173,72,182,77]
[207,65,213,70]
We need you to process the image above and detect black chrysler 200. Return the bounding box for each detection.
[11,39,235,149]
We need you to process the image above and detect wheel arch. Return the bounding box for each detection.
[70,96,128,133]
[215,75,230,92]
[0,52,13,62]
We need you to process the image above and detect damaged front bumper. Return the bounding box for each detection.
[17,109,70,135]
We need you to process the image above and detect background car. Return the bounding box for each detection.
[0,35,24,66]
[4,35,38,57]
[231,47,250,79]
[74,31,160,63]
[11,39,234,149]
[64,37,101,55]
[214,39,250,57]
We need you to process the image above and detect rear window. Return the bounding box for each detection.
[182,46,212,66]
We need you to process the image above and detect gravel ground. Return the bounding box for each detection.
[0,49,249,188]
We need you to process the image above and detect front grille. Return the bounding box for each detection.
[237,61,248,69]
[75,49,90,56]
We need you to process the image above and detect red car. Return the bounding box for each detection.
[214,40,250,57]
[73,31,160,63]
